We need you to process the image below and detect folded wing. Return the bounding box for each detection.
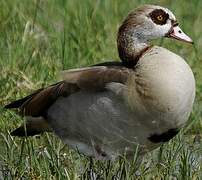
[5,64,130,136]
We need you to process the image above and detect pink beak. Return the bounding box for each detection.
[166,25,193,44]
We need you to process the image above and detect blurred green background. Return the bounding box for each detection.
[0,0,202,179]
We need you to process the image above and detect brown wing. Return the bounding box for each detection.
[5,65,130,118]
[5,81,79,117]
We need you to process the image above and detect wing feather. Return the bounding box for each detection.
[5,65,130,117]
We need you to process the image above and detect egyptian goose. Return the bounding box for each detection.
[5,5,195,160]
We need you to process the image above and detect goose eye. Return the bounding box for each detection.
[157,15,163,21]
[149,9,169,25]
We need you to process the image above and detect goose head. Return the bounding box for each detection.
[117,5,193,64]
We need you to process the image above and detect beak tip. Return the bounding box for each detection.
[187,39,194,45]
[167,26,193,45]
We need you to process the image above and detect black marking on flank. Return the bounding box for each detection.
[148,128,179,143]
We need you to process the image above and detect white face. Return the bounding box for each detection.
[134,5,193,44]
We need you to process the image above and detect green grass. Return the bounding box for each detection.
[0,0,202,179]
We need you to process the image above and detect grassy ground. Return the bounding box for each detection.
[0,0,202,179]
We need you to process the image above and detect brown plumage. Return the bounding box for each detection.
[10,117,51,136]
[5,82,79,117]
[117,6,153,65]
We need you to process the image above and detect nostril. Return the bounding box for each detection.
[178,30,182,33]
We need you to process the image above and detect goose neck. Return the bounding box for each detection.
[117,29,150,67]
